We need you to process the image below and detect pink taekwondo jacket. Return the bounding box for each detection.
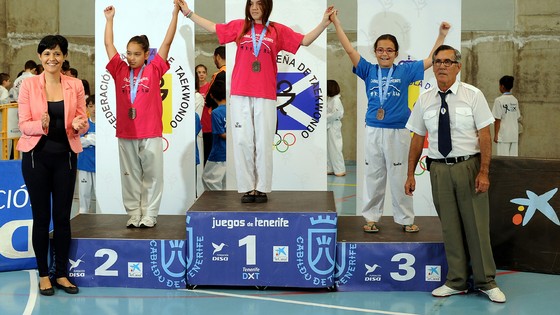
[16,72,88,153]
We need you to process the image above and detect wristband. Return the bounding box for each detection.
[184,9,193,18]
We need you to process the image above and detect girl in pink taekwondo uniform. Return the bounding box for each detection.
[103,3,181,228]
[177,0,335,203]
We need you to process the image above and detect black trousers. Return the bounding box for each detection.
[22,150,77,278]
[203,132,213,166]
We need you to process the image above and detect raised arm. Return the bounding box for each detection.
[158,1,181,60]
[104,6,118,60]
[177,0,217,33]
[423,22,451,70]
[301,5,335,46]
[331,10,360,67]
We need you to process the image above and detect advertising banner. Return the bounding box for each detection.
[335,242,447,291]
[68,238,187,289]
[186,212,337,288]
[0,160,35,271]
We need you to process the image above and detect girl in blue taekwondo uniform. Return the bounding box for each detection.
[330,9,450,233]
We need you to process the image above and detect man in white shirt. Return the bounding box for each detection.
[405,45,506,303]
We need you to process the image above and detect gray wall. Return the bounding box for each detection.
[1,0,559,159]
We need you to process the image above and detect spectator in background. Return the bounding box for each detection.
[82,79,91,99]
[195,111,203,197]
[68,68,78,78]
[78,96,97,213]
[61,60,70,75]
[196,64,210,97]
[0,73,11,104]
[326,79,346,177]
[202,46,226,165]
[492,75,521,156]
[10,60,37,102]
[202,79,227,190]
[194,73,205,197]
[36,64,44,74]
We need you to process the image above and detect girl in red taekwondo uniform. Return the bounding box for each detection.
[177,0,335,203]
[103,3,181,228]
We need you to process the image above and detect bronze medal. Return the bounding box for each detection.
[252,60,261,72]
[129,107,137,120]
[376,108,385,120]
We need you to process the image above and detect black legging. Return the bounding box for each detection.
[22,149,77,278]
[203,132,213,165]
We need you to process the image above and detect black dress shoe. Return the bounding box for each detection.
[54,279,79,294]
[39,285,55,296]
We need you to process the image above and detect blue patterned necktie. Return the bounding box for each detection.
[438,90,452,157]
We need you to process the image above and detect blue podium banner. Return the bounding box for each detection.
[186,212,337,288]
[0,160,36,272]
[68,239,187,289]
[335,242,447,291]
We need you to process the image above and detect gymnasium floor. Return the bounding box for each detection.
[1,164,559,315]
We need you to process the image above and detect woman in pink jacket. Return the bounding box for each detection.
[17,35,88,296]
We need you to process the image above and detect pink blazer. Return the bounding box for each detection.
[17,72,88,153]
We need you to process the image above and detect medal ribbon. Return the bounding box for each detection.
[377,66,394,106]
[129,65,145,104]
[251,21,270,59]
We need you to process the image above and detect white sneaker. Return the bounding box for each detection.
[139,216,157,228]
[432,284,468,297]
[127,216,142,228]
[480,287,506,303]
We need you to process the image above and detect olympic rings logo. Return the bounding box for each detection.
[415,155,428,176]
[163,137,169,152]
[273,132,296,153]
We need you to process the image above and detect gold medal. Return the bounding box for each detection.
[376,108,385,120]
[252,60,261,72]
[129,107,137,120]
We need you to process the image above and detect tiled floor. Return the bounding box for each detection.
[1,164,559,315]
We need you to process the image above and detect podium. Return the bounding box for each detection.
[67,214,188,289]
[64,194,449,291]
[185,191,337,289]
[335,216,447,291]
